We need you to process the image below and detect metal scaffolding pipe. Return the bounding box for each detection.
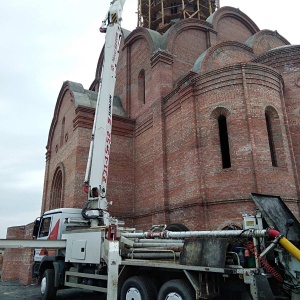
[133,243,184,248]
[126,248,176,253]
[166,230,268,238]
[122,229,268,239]
[124,252,181,259]
[134,239,184,243]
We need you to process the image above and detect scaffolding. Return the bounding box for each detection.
[137,0,220,33]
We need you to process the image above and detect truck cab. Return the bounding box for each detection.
[32,208,87,270]
[34,208,85,240]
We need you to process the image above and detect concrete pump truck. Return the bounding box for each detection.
[1,1,300,299]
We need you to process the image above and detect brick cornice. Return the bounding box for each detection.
[162,63,282,115]
[112,115,135,137]
[175,71,197,89]
[73,105,95,130]
[73,105,135,137]
[163,71,197,104]
[135,116,153,137]
[252,45,300,69]
[192,63,282,95]
[151,50,173,68]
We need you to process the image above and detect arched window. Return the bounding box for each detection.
[138,69,146,104]
[265,113,277,167]
[50,168,63,209]
[218,115,231,169]
[60,117,65,147]
[265,107,285,167]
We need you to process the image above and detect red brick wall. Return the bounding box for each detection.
[251,31,289,56]
[109,122,135,218]
[134,125,155,213]
[253,47,300,217]
[111,18,299,230]
[200,42,255,72]
[127,37,152,119]
[171,28,208,83]
[216,17,254,43]
[42,87,79,212]
[2,224,34,284]
[44,97,136,214]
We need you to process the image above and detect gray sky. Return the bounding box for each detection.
[0,0,299,239]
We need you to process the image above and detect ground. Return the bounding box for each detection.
[0,281,105,300]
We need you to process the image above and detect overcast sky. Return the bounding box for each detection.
[0,0,299,239]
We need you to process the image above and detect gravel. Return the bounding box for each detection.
[0,281,106,300]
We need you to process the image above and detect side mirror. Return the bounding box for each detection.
[32,217,41,238]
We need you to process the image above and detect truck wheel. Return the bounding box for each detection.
[158,279,195,300]
[41,269,57,300]
[165,224,189,231]
[121,276,157,300]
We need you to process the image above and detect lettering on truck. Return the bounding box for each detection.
[102,95,112,184]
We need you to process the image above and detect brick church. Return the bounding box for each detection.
[3,0,300,284]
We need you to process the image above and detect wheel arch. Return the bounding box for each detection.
[38,256,65,287]
[38,258,55,284]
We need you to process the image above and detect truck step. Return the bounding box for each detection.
[65,270,107,293]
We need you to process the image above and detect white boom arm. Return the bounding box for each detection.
[83,0,126,225]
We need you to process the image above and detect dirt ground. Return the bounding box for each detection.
[0,281,106,300]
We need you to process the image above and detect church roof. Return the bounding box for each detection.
[68,81,126,117]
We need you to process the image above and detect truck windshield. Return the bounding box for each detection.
[38,217,51,237]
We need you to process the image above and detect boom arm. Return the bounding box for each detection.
[83,0,126,225]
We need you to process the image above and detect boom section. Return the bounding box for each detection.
[83,0,125,224]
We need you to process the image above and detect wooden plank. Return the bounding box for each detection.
[161,0,164,26]
[149,0,151,28]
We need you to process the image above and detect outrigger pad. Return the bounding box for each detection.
[250,193,300,244]
[180,238,228,268]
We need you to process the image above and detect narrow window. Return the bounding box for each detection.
[138,69,145,104]
[60,117,65,147]
[265,112,278,167]
[218,115,231,168]
[170,3,178,14]
[51,169,63,209]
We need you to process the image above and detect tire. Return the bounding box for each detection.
[158,279,195,300]
[40,269,57,300]
[121,276,157,300]
[165,223,189,231]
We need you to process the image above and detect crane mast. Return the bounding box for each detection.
[83,0,126,226]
